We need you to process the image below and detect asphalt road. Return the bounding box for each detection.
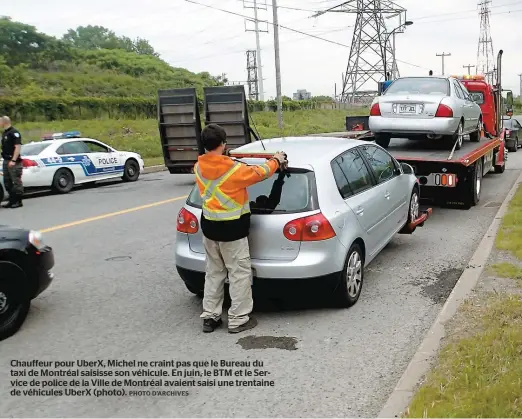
[2,149,522,418]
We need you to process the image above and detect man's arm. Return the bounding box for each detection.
[229,150,288,189]
[11,131,22,162]
[12,144,21,161]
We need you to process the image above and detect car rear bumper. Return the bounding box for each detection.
[505,137,517,149]
[28,246,55,298]
[175,233,347,280]
[369,115,460,136]
[176,266,343,297]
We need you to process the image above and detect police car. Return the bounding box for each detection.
[0,131,144,196]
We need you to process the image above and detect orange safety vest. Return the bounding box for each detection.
[194,155,278,221]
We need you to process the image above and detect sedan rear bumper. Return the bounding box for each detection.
[176,266,343,298]
[369,116,460,136]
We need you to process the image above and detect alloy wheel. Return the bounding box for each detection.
[410,192,419,221]
[346,251,362,298]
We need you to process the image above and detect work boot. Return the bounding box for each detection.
[2,199,14,208]
[10,200,23,208]
[202,318,222,333]
[228,317,258,334]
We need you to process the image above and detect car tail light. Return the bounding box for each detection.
[283,212,336,242]
[177,208,199,234]
[370,103,381,116]
[505,129,511,138]
[435,104,453,118]
[22,159,38,168]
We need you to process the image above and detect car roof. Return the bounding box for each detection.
[235,136,369,167]
[32,137,103,146]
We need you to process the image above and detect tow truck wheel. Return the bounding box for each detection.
[374,134,391,149]
[0,262,31,342]
[335,242,364,308]
[464,158,483,207]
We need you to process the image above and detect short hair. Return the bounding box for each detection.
[1,116,10,125]
[429,70,433,76]
[201,124,226,151]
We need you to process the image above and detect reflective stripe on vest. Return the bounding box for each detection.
[194,162,251,221]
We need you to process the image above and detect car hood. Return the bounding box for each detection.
[0,225,29,243]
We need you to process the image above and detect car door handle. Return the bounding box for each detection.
[355,207,364,216]
[385,191,390,199]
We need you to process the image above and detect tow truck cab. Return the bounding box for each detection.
[455,75,497,136]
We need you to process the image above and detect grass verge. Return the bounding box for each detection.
[406,293,522,418]
[406,182,522,418]
[17,109,363,166]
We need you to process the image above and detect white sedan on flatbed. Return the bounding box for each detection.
[0,132,144,197]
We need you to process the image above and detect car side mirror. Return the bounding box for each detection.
[400,162,414,175]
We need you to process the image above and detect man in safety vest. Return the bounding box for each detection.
[194,123,287,334]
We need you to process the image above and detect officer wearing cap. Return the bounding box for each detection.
[1,116,24,208]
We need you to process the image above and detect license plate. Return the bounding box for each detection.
[399,104,417,114]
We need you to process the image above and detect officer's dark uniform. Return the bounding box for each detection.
[1,126,24,207]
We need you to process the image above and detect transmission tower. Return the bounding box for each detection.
[476,0,494,80]
[246,50,259,101]
[243,0,268,101]
[313,0,407,103]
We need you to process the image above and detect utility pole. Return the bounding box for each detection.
[272,0,282,129]
[463,64,475,75]
[518,73,522,102]
[436,52,451,75]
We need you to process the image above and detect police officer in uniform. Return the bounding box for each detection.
[1,116,24,208]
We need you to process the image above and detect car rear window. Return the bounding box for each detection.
[385,78,449,96]
[187,169,317,214]
[503,119,513,128]
[21,142,52,156]
[469,91,484,104]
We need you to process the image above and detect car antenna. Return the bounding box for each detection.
[248,113,266,150]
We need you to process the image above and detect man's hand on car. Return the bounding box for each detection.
[273,151,288,170]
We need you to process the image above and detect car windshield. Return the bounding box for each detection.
[469,91,484,104]
[384,78,450,96]
[21,142,52,156]
[187,169,315,214]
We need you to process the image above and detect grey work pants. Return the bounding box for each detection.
[201,236,253,328]
[2,160,23,199]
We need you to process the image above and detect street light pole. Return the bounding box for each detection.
[383,21,413,80]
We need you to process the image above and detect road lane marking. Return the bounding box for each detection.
[40,196,188,233]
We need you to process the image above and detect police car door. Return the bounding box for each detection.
[83,140,122,178]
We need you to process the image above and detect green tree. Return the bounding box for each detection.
[0,17,57,66]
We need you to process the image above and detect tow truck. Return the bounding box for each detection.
[323,50,512,209]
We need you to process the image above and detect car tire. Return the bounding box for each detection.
[374,134,391,149]
[185,282,203,298]
[469,118,482,143]
[0,183,4,203]
[52,168,74,194]
[445,120,464,150]
[508,136,518,152]
[335,242,364,308]
[407,186,420,224]
[122,159,140,182]
[0,262,31,342]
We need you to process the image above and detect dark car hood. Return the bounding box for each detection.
[0,225,30,243]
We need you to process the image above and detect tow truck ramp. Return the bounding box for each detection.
[158,85,254,174]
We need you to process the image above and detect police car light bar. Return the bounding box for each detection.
[40,131,81,141]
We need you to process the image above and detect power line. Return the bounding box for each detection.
[410,0,522,21]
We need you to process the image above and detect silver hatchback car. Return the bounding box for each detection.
[369,76,483,151]
[175,137,427,307]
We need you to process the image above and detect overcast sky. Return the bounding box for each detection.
[4,0,522,98]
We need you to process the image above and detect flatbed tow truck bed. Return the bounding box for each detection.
[317,131,507,209]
